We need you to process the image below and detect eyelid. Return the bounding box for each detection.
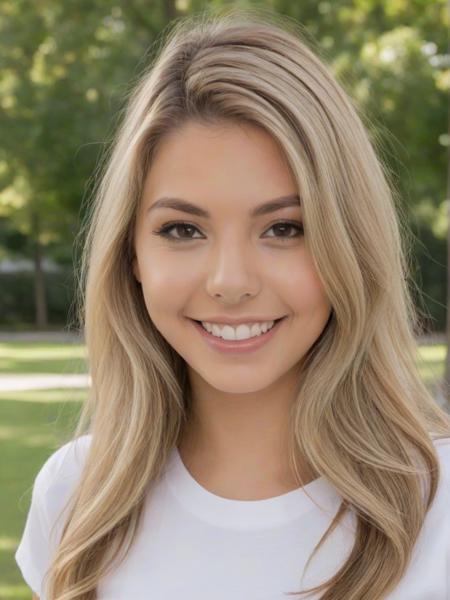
[152,219,304,243]
[155,217,303,230]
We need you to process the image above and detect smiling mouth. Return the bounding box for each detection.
[191,317,286,327]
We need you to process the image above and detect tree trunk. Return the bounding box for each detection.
[31,209,48,330]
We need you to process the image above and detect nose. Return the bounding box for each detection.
[205,239,260,304]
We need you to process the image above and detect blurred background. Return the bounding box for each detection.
[0,1,449,597]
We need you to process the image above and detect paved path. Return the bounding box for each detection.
[0,373,91,391]
[0,330,84,343]
[0,330,87,391]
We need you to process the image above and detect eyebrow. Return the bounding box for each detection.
[146,194,301,219]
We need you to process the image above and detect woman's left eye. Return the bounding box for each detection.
[265,222,304,240]
[152,221,304,243]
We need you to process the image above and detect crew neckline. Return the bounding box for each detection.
[164,446,339,530]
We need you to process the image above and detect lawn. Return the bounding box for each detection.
[0,341,88,375]
[0,341,86,599]
[0,340,447,599]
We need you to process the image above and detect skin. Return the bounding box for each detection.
[133,120,332,500]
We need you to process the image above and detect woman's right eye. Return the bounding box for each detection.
[152,222,202,243]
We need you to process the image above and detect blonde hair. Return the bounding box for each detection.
[43,7,450,599]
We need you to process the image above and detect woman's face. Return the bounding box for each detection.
[133,120,331,395]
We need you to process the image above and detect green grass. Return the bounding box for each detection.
[1,389,85,598]
[416,343,446,386]
[0,341,88,375]
[0,340,447,598]
[0,340,87,597]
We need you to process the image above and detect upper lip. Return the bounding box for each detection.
[190,316,286,325]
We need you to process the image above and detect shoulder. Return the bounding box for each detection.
[432,435,450,462]
[429,437,450,572]
[35,434,92,492]
[33,434,92,524]
[15,434,93,596]
[433,436,450,480]
[430,436,450,506]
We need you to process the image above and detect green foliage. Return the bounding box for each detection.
[276,0,448,330]
[0,270,76,328]
[0,0,448,330]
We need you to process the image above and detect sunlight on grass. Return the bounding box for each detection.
[0,537,19,551]
[0,341,88,375]
[1,380,85,597]
[0,584,29,599]
[416,344,445,362]
[0,387,88,404]
[0,342,87,359]
[416,344,445,385]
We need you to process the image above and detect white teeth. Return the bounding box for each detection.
[200,320,276,341]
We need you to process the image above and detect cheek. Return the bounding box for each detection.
[138,256,197,313]
[279,258,330,312]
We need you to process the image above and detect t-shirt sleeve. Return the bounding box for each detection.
[15,453,57,599]
[14,435,90,599]
[433,437,450,600]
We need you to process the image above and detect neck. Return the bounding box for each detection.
[178,382,316,501]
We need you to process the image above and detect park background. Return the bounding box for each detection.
[0,1,449,598]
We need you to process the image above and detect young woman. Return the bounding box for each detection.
[15,7,450,600]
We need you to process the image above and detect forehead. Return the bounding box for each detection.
[142,121,298,213]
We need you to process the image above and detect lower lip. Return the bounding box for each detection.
[189,317,287,354]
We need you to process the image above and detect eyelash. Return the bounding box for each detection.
[152,220,304,244]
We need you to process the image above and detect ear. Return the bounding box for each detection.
[132,257,141,283]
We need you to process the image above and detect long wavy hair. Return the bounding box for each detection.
[43,7,450,599]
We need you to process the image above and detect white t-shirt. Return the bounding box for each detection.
[15,434,450,599]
